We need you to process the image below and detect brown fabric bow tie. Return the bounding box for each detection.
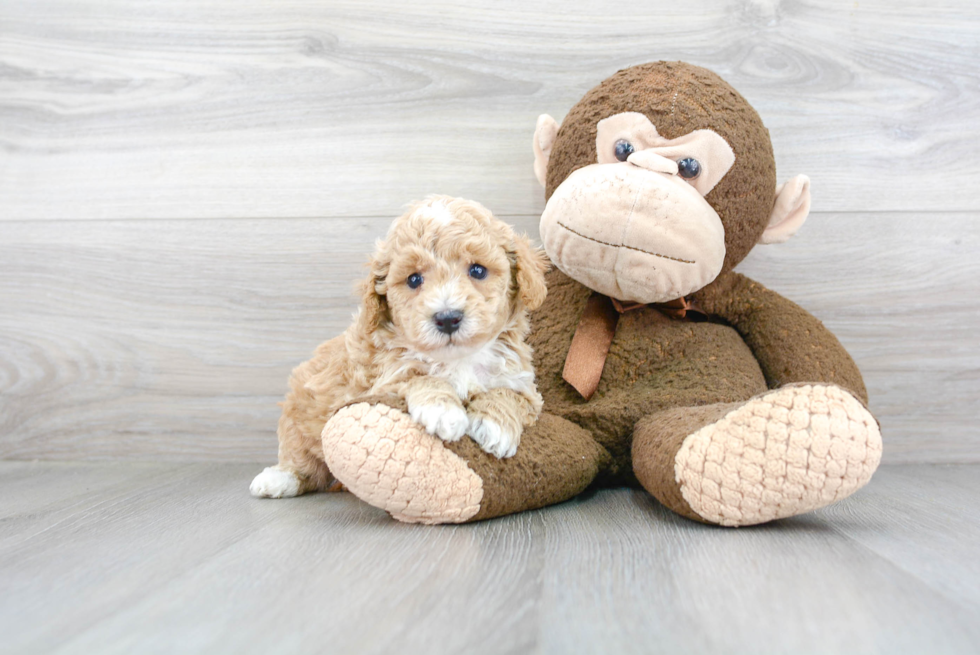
[561,293,705,400]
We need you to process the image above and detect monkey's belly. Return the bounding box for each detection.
[604,311,766,402]
[543,308,768,479]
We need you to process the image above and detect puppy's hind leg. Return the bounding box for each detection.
[250,412,333,498]
[250,452,332,499]
[250,465,304,498]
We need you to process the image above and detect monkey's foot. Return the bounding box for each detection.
[321,403,484,524]
[635,384,882,527]
[322,402,607,524]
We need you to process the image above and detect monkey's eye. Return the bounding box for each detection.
[614,140,635,162]
[677,158,701,179]
[407,273,423,289]
[468,264,488,280]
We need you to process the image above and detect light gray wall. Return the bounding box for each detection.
[1,0,978,463]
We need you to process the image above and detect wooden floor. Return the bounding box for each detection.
[1,461,978,654]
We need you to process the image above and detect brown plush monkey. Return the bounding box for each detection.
[319,61,882,526]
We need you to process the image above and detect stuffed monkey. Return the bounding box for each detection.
[319,61,882,526]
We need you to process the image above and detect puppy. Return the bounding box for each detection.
[251,196,549,498]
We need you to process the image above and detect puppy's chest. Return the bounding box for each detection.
[425,348,526,399]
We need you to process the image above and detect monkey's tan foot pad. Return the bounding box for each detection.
[322,403,484,524]
[674,384,882,527]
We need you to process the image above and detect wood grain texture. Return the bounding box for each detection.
[2,0,978,464]
[1,0,979,220]
[821,463,980,609]
[2,212,977,463]
[0,461,977,654]
[0,214,540,462]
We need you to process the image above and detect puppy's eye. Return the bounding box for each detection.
[406,273,423,289]
[677,158,701,179]
[614,140,635,162]
[468,264,488,280]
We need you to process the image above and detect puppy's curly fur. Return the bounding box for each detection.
[251,196,549,498]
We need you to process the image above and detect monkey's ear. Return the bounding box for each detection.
[533,114,560,188]
[759,175,811,244]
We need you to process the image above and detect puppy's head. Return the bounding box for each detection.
[359,195,548,356]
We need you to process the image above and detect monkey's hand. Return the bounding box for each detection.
[694,271,869,403]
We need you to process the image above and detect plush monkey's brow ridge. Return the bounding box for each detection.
[556,221,696,264]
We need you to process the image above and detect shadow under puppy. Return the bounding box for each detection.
[251,196,550,498]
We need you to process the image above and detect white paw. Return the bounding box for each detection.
[250,466,301,498]
[409,402,468,442]
[467,416,520,459]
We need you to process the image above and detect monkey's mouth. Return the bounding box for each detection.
[556,221,696,264]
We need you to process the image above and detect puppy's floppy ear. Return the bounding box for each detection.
[356,239,391,335]
[509,233,550,311]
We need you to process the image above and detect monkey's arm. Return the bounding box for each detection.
[692,271,869,403]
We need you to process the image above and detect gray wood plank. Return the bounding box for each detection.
[0,462,977,654]
[0,461,179,551]
[2,212,977,464]
[538,486,980,655]
[0,461,542,655]
[821,463,980,608]
[55,503,546,655]
[1,0,978,220]
[0,463,287,653]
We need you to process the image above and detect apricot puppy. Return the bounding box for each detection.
[250,196,549,498]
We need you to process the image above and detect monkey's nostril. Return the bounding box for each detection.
[433,310,464,335]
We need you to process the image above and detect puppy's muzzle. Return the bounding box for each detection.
[433,310,464,335]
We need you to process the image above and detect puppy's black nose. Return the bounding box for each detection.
[433,310,464,335]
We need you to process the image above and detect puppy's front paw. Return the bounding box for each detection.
[467,416,520,459]
[409,402,468,443]
[250,466,301,498]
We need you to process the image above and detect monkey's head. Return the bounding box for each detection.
[533,61,811,303]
